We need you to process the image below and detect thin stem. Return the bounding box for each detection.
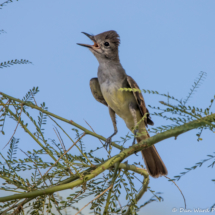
[84,119,108,153]
[0,153,28,191]
[40,132,86,181]
[0,174,28,191]
[165,176,186,209]
[124,175,149,215]
[103,162,120,215]
[1,100,60,165]
[19,148,48,187]
[0,99,10,112]
[0,92,124,150]
[0,112,214,202]
[53,127,73,175]
[0,104,20,106]
[1,91,215,209]
[160,101,215,130]
[1,199,22,215]
[75,185,113,215]
[49,116,92,164]
[2,105,23,149]
[160,101,199,119]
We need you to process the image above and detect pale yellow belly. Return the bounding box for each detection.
[100,82,142,131]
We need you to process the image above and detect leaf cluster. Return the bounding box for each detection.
[0,71,215,214]
[0,88,153,214]
[0,59,32,69]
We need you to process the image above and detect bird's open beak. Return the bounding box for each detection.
[77,32,99,49]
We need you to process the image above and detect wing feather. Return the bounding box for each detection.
[126,76,154,126]
[90,78,108,106]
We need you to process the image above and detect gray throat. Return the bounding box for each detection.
[97,61,127,85]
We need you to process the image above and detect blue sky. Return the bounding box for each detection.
[1,0,215,214]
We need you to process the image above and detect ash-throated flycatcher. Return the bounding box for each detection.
[77,30,167,178]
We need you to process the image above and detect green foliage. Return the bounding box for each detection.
[22,87,39,103]
[139,92,215,141]
[37,102,48,135]
[0,59,32,69]
[0,101,7,135]
[172,152,215,181]
[120,71,215,212]
[7,137,19,165]
[138,72,215,209]
[0,71,215,214]
[119,88,141,93]
[211,203,215,212]
[0,88,153,214]
[0,0,18,9]
[183,71,206,105]
[139,72,214,141]
[72,128,85,154]
[138,192,163,210]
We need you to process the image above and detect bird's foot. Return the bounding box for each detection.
[104,136,112,150]
[104,130,118,150]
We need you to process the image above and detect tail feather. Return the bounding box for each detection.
[141,145,168,178]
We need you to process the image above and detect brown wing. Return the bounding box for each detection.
[127,76,154,126]
[90,78,108,106]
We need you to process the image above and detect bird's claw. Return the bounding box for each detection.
[105,137,112,150]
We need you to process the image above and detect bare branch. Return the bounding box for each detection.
[2,105,23,150]
[75,185,113,215]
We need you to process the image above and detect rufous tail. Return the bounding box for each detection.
[140,144,168,178]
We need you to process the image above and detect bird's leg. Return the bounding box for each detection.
[105,107,118,149]
[129,102,138,155]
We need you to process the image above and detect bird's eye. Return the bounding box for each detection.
[104,42,109,46]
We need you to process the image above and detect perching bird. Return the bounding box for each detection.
[77,30,167,178]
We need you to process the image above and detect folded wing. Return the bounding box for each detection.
[90,78,108,106]
[126,76,154,126]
